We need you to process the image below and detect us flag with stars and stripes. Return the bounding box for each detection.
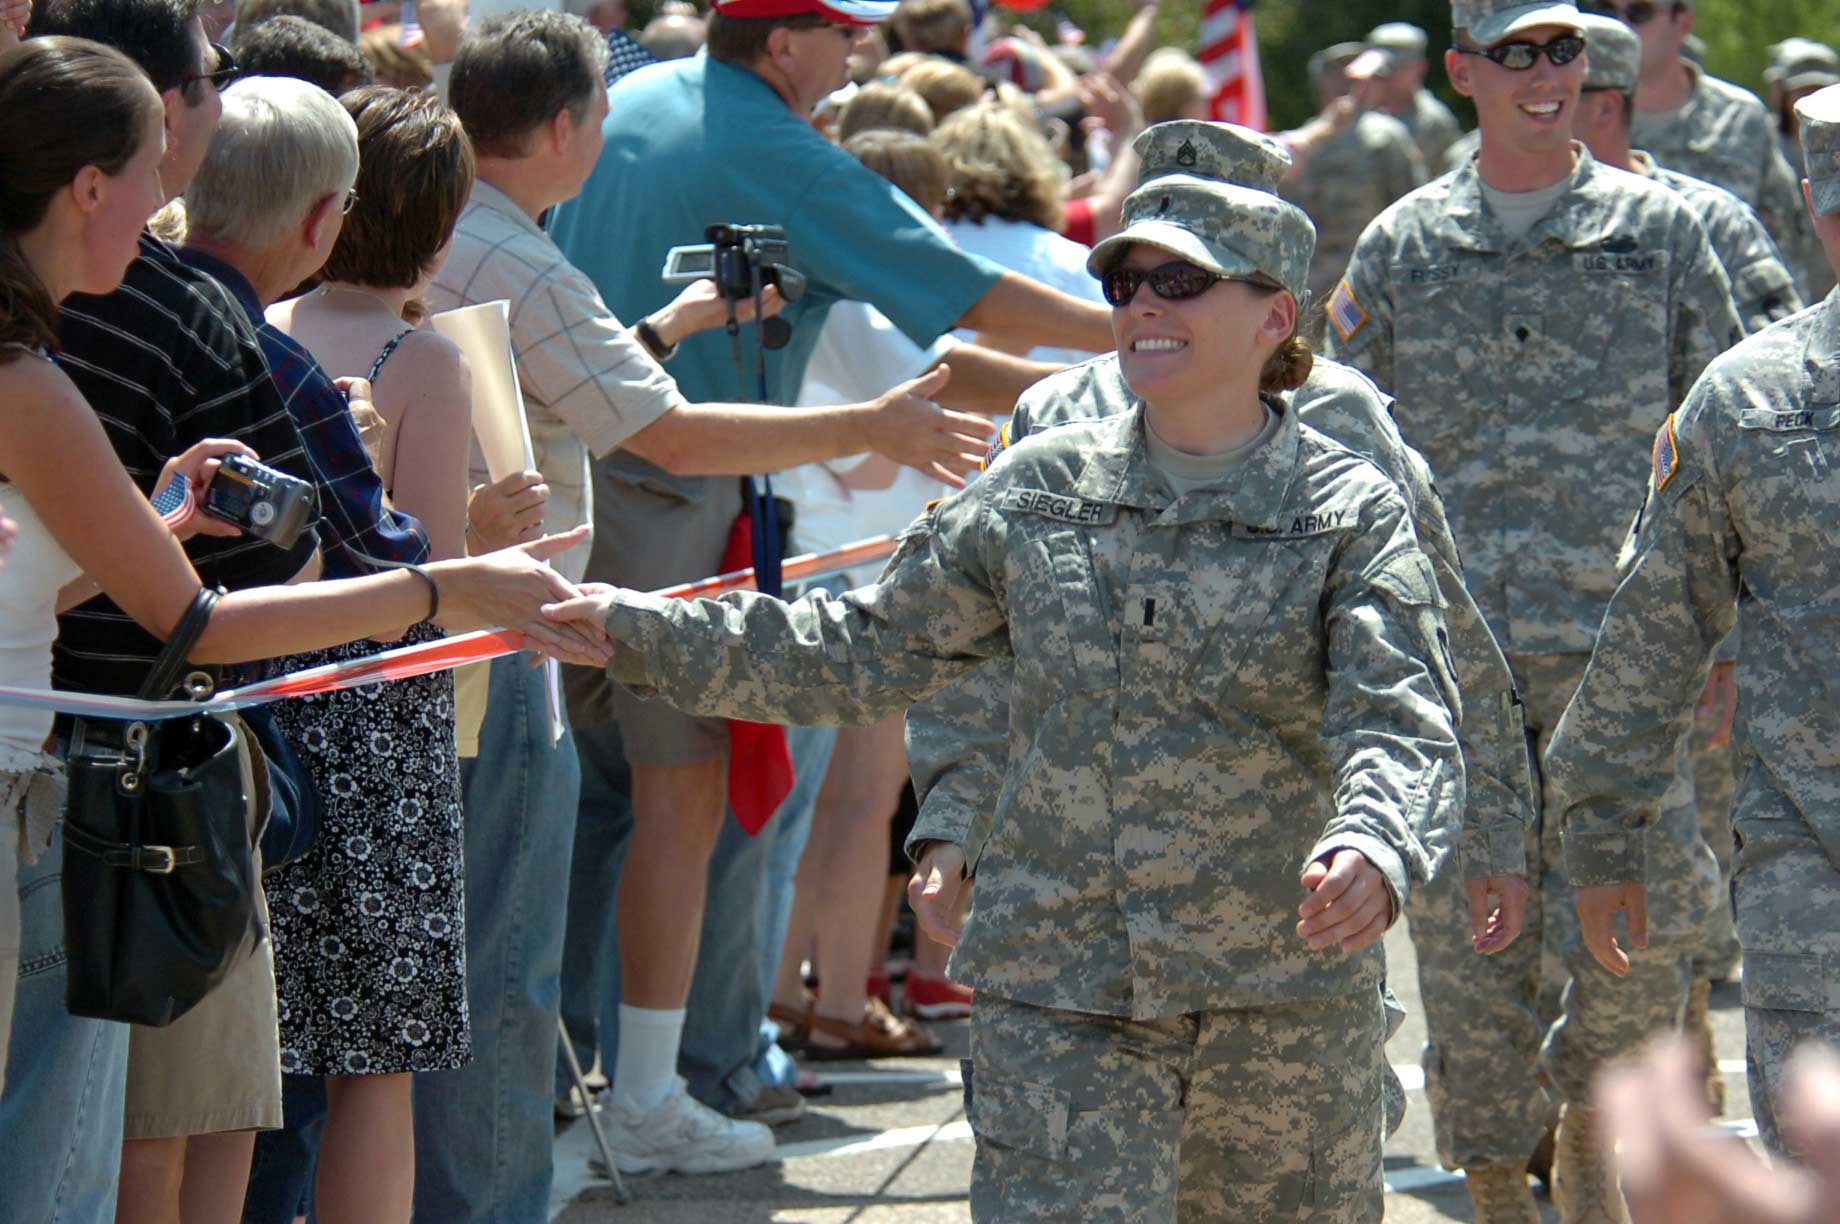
[1200,0,1267,130]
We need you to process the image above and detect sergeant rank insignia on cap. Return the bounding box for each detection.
[1328,279,1368,343]
[1176,139,1199,168]
[1652,414,1681,493]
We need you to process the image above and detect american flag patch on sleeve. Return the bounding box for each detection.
[151,473,196,532]
[1652,414,1681,493]
[1328,279,1368,343]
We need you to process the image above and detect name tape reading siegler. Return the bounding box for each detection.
[0,534,901,723]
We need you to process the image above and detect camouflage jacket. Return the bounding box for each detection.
[601,402,1462,1018]
[1326,145,1743,656]
[1630,66,1817,300]
[1281,111,1427,308]
[1402,89,1464,175]
[1631,152,1803,335]
[1545,292,1840,886]
[907,355,1533,885]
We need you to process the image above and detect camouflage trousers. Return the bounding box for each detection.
[1690,716,1742,977]
[965,990,1385,1223]
[1406,651,1719,1171]
[1730,788,1840,1154]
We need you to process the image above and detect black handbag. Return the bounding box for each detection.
[60,586,261,1027]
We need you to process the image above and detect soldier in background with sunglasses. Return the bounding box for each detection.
[1326,2,1744,1220]
[1602,1,1824,303]
[542,147,1466,1224]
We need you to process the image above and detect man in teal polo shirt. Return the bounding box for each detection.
[550,0,1115,1175]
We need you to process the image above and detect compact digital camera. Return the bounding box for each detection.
[202,454,318,549]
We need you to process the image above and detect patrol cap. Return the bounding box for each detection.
[1307,41,1366,86]
[1577,13,1639,94]
[1133,120,1292,194]
[1767,38,1839,79]
[1368,22,1430,59]
[1088,174,1317,309]
[1450,0,1583,48]
[1770,40,1840,93]
[710,0,896,25]
[1796,84,1840,216]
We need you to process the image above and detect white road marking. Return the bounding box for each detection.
[776,1119,975,1162]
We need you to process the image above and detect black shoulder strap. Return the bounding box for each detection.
[136,586,222,701]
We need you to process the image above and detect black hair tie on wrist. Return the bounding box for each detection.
[404,564,439,624]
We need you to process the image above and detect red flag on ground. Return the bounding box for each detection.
[719,510,795,835]
[1200,0,1267,131]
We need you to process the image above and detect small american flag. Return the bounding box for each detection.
[151,473,196,533]
[1199,0,1267,131]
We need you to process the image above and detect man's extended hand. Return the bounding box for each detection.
[1467,874,1531,954]
[865,365,995,486]
[1298,849,1394,954]
[907,841,970,948]
[1575,882,1649,976]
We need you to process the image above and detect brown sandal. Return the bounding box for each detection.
[769,996,813,1051]
[803,998,942,1061]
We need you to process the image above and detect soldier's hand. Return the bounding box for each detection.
[1297,849,1394,954]
[1695,661,1738,749]
[1467,874,1531,955]
[908,841,970,948]
[865,365,996,487]
[1574,882,1648,977]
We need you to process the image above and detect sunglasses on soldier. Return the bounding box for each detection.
[1454,35,1587,71]
[1580,1,1683,26]
[1101,260,1227,307]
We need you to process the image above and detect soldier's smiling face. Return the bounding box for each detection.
[1111,244,1294,412]
[1447,24,1586,159]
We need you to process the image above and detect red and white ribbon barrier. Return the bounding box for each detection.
[0,534,901,722]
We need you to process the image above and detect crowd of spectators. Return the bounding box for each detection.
[2,0,1836,1218]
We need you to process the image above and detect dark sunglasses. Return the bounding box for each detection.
[1101,260,1226,307]
[1455,34,1587,71]
[185,42,241,92]
[1580,1,1682,26]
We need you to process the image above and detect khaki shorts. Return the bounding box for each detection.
[122,735,281,1139]
[576,460,740,767]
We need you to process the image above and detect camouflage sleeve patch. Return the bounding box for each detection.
[1328,279,1368,344]
[980,419,1012,473]
[1652,413,1682,494]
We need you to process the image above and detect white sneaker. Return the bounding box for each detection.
[600,1076,775,1175]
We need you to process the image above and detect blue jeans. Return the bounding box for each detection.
[242,1074,325,1223]
[559,721,834,1109]
[415,657,581,1223]
[0,833,130,1224]
[754,724,834,1087]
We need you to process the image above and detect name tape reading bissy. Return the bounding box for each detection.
[0,535,900,723]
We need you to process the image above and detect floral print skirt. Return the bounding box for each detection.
[264,623,469,1075]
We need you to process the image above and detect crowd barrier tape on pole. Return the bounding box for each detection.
[0,534,901,723]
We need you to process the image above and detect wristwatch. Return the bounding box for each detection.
[634,316,677,363]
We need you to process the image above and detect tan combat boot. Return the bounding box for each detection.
[1684,976,1727,1115]
[1464,1165,1540,1224]
[1552,1103,1631,1224]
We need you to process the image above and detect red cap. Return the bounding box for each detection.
[711,0,898,25]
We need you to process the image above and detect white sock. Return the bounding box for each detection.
[612,1005,687,1115]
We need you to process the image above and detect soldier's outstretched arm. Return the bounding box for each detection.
[543,487,1011,727]
[1313,494,1464,923]
[1544,396,1741,976]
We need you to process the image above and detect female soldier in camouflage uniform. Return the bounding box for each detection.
[543,179,1462,1222]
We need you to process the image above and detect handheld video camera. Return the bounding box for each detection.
[663,224,808,302]
[202,454,318,549]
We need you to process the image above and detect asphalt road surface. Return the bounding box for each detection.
[552,921,1752,1222]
